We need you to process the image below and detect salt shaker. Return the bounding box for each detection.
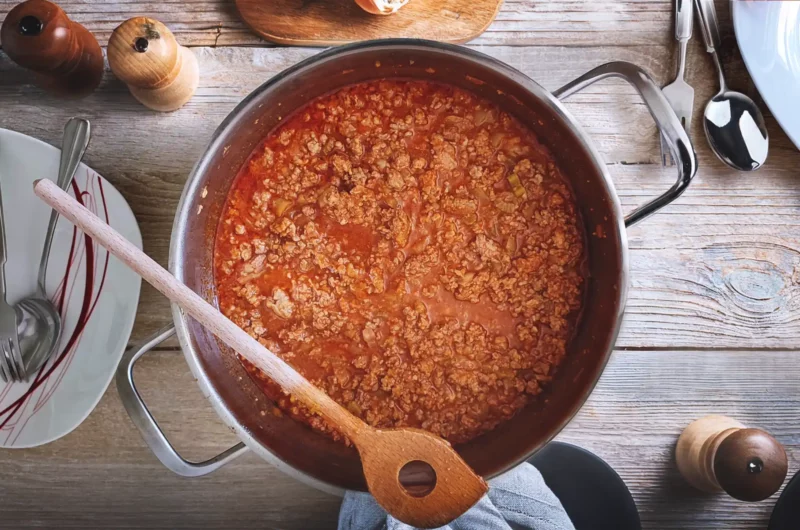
[107,17,199,112]
[676,415,788,501]
[0,0,104,97]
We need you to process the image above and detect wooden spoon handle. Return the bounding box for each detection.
[35,178,489,527]
[33,178,365,438]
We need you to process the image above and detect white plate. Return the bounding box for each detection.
[0,128,142,448]
[732,0,800,149]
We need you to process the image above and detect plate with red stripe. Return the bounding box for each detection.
[0,128,142,447]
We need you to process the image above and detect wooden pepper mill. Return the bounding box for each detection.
[0,0,104,97]
[676,415,788,502]
[107,18,199,112]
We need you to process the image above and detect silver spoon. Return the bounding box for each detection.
[696,0,768,171]
[16,118,90,379]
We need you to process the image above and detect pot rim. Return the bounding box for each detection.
[168,38,629,494]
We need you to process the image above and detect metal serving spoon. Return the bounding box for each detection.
[696,0,768,171]
[16,118,90,379]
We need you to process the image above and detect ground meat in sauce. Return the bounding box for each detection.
[214,79,585,445]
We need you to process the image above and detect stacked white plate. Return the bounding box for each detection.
[732,0,800,149]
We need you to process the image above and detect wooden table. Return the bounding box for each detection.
[1,0,798,528]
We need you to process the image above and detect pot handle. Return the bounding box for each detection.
[115,325,249,477]
[553,61,698,227]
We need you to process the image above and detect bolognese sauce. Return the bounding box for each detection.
[214,79,585,444]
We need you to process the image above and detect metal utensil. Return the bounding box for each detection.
[0,177,26,383]
[16,118,90,379]
[695,0,768,170]
[660,0,695,166]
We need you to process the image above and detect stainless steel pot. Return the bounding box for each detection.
[116,40,696,494]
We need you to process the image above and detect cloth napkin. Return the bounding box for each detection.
[338,462,575,530]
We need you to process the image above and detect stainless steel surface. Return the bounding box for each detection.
[37,118,91,294]
[16,297,60,376]
[660,0,695,167]
[0,347,12,381]
[553,61,697,227]
[695,0,768,171]
[115,325,249,477]
[696,0,721,55]
[17,118,89,378]
[0,177,25,383]
[119,41,696,493]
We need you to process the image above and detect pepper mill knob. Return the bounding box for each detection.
[676,415,788,502]
[107,17,199,112]
[0,0,104,97]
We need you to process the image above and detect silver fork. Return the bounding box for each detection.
[0,178,26,383]
[660,0,695,165]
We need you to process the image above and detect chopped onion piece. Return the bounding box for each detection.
[507,173,527,198]
[274,198,293,216]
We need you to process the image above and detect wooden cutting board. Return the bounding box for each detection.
[234,0,503,46]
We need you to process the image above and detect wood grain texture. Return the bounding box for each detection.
[0,349,342,530]
[0,0,681,48]
[358,427,487,528]
[714,428,789,502]
[673,414,791,502]
[676,415,746,493]
[107,17,200,111]
[2,43,799,349]
[0,0,104,96]
[235,0,502,45]
[557,350,800,530]
[0,349,796,529]
[1,1,800,528]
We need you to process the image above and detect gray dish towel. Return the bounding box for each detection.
[338,462,576,530]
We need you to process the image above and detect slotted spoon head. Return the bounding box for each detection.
[356,427,488,528]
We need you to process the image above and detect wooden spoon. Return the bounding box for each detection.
[34,178,487,528]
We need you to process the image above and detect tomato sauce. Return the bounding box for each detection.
[214,80,585,444]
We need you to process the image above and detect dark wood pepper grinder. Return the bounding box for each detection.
[676,415,789,501]
[107,18,198,112]
[1,0,103,97]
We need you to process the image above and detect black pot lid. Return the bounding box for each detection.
[529,441,641,530]
[769,469,800,530]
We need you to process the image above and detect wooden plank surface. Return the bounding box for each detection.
[0,0,680,48]
[2,44,799,349]
[1,0,799,528]
[0,349,795,529]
